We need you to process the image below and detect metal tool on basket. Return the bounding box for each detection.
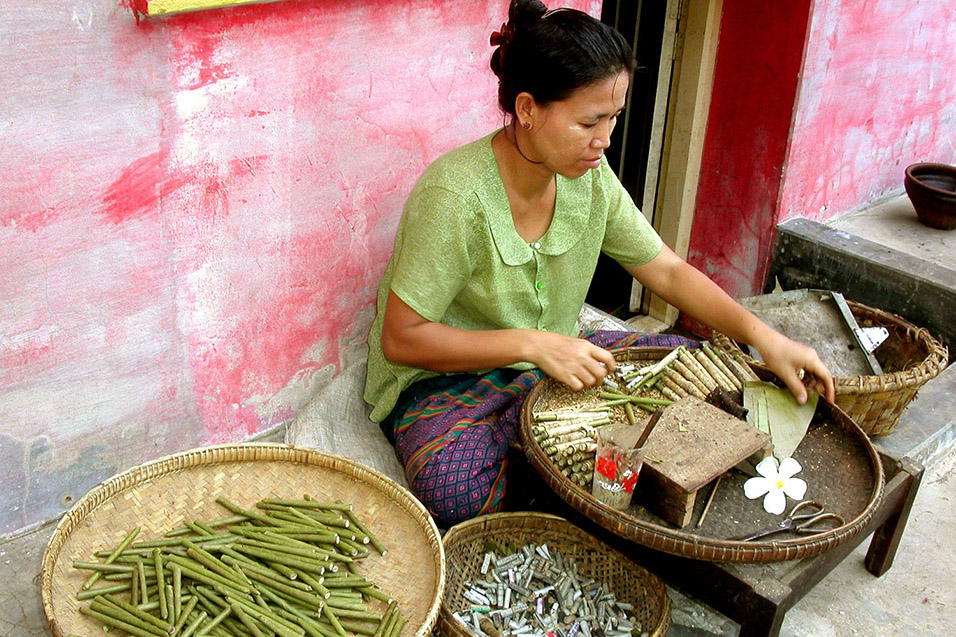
[731,500,845,542]
[831,291,888,375]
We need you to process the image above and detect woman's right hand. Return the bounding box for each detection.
[528,330,617,391]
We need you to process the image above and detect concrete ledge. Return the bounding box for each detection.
[769,217,956,355]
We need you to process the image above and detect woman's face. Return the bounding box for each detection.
[527,70,629,179]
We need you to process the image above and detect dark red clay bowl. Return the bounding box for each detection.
[904,162,956,230]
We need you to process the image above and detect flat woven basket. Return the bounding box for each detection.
[712,298,948,436]
[438,512,670,637]
[520,347,885,563]
[41,443,445,637]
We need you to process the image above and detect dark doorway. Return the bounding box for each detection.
[586,0,668,317]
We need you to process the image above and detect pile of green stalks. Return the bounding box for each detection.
[71,496,402,637]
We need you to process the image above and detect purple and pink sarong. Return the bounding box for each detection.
[380,330,697,527]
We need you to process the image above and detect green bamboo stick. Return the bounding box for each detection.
[343,509,387,556]
[222,556,312,592]
[236,537,346,562]
[196,606,231,636]
[321,603,348,637]
[623,402,637,426]
[260,497,352,512]
[89,598,168,637]
[232,544,332,573]
[386,612,405,637]
[292,568,332,599]
[185,520,214,536]
[83,527,141,590]
[598,391,672,405]
[235,566,324,606]
[322,576,370,589]
[324,597,368,611]
[137,560,149,605]
[334,617,381,636]
[172,564,183,623]
[372,602,397,637]
[93,533,233,553]
[131,561,139,606]
[184,539,252,587]
[232,602,268,637]
[152,549,168,620]
[165,584,176,624]
[336,537,370,558]
[167,515,248,537]
[171,595,200,635]
[72,561,136,573]
[216,497,280,527]
[162,556,244,596]
[225,592,307,637]
[180,609,209,637]
[102,593,173,633]
[79,604,158,637]
[327,607,382,621]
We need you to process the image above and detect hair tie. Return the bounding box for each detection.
[490,22,514,47]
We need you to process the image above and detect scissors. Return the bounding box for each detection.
[731,500,845,542]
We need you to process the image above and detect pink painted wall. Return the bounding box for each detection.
[0,0,597,536]
[686,0,956,309]
[780,0,956,222]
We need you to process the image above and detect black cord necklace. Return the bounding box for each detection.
[505,121,545,165]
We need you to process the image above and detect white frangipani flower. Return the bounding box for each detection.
[743,456,807,515]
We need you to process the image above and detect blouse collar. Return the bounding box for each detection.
[475,131,592,266]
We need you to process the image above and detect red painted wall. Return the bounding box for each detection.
[685,0,813,309]
[688,0,956,307]
[0,0,597,536]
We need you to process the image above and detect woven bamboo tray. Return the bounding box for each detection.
[41,443,445,637]
[519,347,885,563]
[712,294,948,436]
[439,512,670,637]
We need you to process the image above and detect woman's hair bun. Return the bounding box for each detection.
[490,0,635,114]
[509,0,547,30]
[490,0,547,77]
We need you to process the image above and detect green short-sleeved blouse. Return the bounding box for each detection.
[363,131,663,422]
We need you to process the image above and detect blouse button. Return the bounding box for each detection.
[532,242,542,250]
[536,282,543,290]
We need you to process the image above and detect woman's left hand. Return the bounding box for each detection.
[753,331,836,405]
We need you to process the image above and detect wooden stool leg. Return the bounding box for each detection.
[865,457,924,577]
[737,579,791,637]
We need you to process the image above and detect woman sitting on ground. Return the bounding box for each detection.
[364,0,834,528]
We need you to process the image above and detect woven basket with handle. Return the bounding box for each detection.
[712,299,948,436]
[439,512,670,637]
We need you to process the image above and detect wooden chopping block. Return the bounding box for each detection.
[634,396,771,527]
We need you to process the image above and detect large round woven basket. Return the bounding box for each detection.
[712,298,948,436]
[520,347,885,563]
[41,443,445,637]
[439,512,670,637]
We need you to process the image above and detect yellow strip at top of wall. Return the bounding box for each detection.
[147,0,281,16]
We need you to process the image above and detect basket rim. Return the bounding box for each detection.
[40,442,445,637]
[439,511,670,637]
[519,347,886,563]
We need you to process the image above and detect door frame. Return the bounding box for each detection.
[639,0,724,324]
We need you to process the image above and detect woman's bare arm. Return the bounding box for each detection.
[626,245,835,404]
[380,290,616,391]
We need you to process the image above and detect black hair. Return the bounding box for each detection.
[490,0,636,116]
